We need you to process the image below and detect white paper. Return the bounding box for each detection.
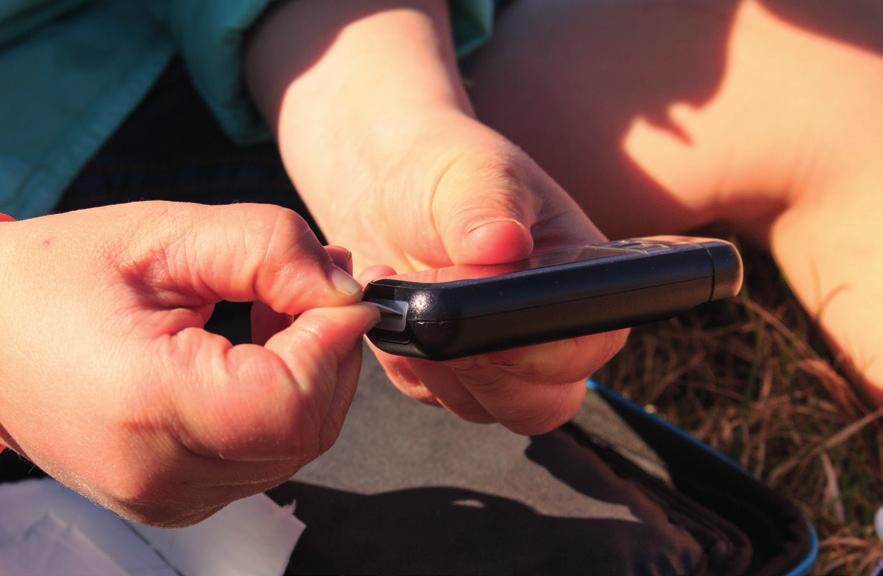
[0,513,130,576]
[0,479,175,576]
[0,478,305,576]
[132,495,305,576]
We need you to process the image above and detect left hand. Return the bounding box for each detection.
[245,1,627,434]
[345,111,628,435]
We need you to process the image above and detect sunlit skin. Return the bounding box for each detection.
[0,203,378,526]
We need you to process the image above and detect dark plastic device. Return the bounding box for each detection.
[363,236,743,360]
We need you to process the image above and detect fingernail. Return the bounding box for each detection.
[466,218,525,236]
[339,246,353,264]
[463,219,533,263]
[326,245,354,271]
[330,266,363,296]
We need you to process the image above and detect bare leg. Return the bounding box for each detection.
[466,0,883,401]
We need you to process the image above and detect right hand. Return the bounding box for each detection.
[0,201,378,526]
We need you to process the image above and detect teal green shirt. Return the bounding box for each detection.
[0,0,493,219]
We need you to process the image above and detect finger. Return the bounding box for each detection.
[320,337,364,445]
[463,373,588,436]
[163,303,378,463]
[135,203,363,316]
[467,329,629,384]
[91,435,305,526]
[407,360,495,423]
[146,470,297,528]
[371,342,494,423]
[252,244,357,345]
[116,499,226,528]
[358,264,397,285]
[117,476,287,527]
[263,303,377,459]
[443,331,627,435]
[368,344,440,406]
[324,245,353,273]
[431,149,539,265]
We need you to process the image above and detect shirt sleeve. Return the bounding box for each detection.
[160,0,495,145]
[449,0,495,58]
[159,0,274,145]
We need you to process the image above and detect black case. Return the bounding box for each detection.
[365,236,743,360]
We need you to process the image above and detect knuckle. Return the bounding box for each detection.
[476,146,532,191]
[266,207,313,253]
[432,142,537,217]
[454,151,528,195]
[258,208,326,301]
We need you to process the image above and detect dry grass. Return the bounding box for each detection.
[594,241,883,575]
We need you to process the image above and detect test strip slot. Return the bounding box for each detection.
[367,299,409,332]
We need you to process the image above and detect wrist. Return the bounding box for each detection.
[246,0,472,118]
[245,0,475,218]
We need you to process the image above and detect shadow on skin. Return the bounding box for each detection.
[464,0,741,237]
[464,0,882,240]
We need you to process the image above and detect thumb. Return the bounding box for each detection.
[431,153,539,265]
[167,303,379,463]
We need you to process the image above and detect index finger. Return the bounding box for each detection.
[453,329,628,384]
[126,202,364,316]
[444,329,627,434]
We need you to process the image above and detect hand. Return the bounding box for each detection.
[245,1,627,434]
[0,202,378,526]
[345,112,629,434]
